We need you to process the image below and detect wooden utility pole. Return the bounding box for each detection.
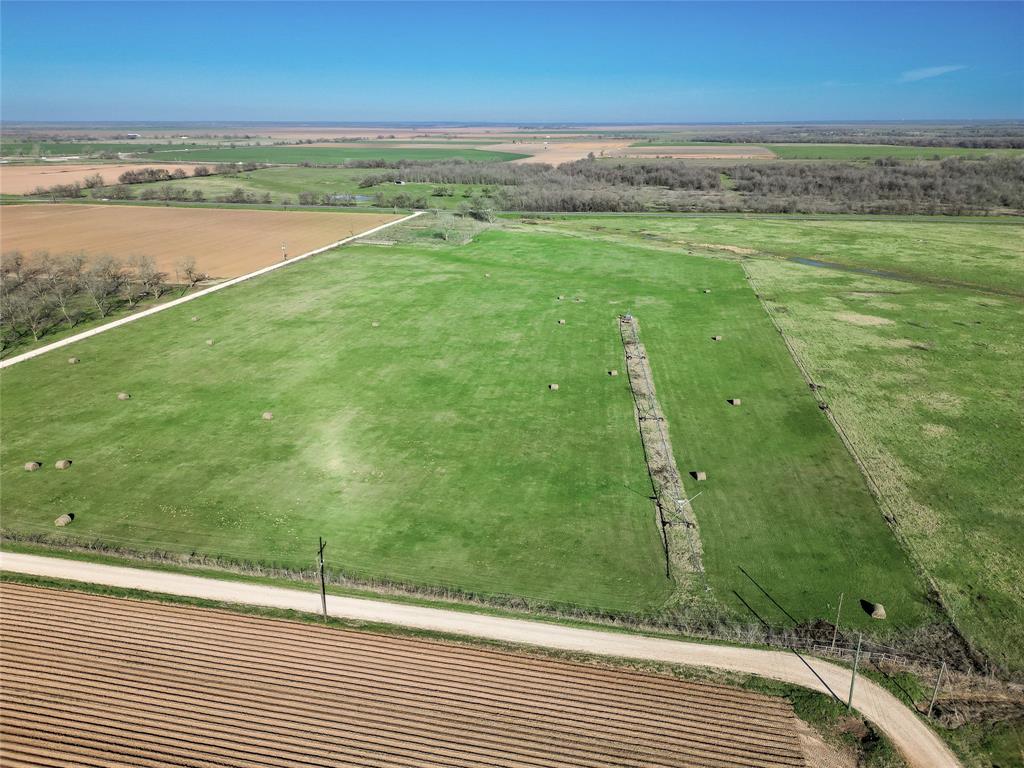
[830,592,844,652]
[847,633,862,712]
[318,537,327,620]
[927,661,946,718]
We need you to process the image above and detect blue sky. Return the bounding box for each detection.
[2,1,1021,122]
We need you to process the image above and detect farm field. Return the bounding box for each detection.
[529,214,1024,671]
[1,204,399,279]
[0,162,200,194]
[627,141,1024,160]
[135,145,528,164]
[0,582,808,768]
[0,222,931,632]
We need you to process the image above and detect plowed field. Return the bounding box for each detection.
[0,582,806,767]
[1,204,400,278]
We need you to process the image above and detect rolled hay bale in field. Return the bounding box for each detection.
[24,461,42,472]
[712,335,723,341]
[818,402,830,411]
[117,392,131,401]
[690,471,707,481]
[54,514,74,527]
[68,357,79,365]
[608,369,618,377]
[728,398,742,406]
[703,289,711,294]
[557,295,565,300]
[191,316,199,322]
[558,319,566,325]
[262,412,274,421]
[485,273,491,277]
[861,599,887,620]
[54,459,72,470]
[548,383,559,391]
[206,339,215,346]
[574,297,582,303]
[371,321,380,328]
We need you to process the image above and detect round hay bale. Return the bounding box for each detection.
[711,335,723,341]
[691,471,707,481]
[54,459,72,470]
[728,398,742,406]
[557,295,564,300]
[117,392,131,401]
[557,319,566,325]
[608,369,618,377]
[262,412,274,421]
[206,339,215,346]
[485,273,491,277]
[68,356,80,365]
[191,316,199,322]
[23,461,41,472]
[371,321,380,328]
[548,383,559,391]
[54,514,74,527]
[860,599,887,620]
[574,297,581,303]
[703,289,712,294]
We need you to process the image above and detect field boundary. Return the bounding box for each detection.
[619,314,704,581]
[740,261,985,673]
[0,211,422,370]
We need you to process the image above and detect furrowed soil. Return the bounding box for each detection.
[0,582,808,768]
[0,204,399,278]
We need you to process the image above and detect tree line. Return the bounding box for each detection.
[1,252,206,354]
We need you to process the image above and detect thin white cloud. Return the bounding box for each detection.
[899,65,967,83]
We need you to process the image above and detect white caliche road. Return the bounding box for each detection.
[0,211,423,370]
[0,552,959,768]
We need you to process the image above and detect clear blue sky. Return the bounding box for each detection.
[2,1,1021,122]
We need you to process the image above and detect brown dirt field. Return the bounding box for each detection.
[489,140,636,165]
[0,204,399,279]
[0,582,807,768]
[0,163,203,195]
[621,145,776,160]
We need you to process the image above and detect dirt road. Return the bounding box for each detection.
[0,552,960,768]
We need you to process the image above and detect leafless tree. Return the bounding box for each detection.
[42,252,86,327]
[176,257,206,290]
[83,257,124,317]
[132,255,168,300]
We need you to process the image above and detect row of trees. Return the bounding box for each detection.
[1,252,206,352]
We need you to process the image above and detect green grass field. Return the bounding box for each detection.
[524,214,1024,670]
[96,165,482,209]
[0,221,932,633]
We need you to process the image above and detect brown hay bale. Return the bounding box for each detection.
[54,459,72,470]
[117,392,131,401]
[557,295,564,300]
[728,398,742,406]
[54,514,74,527]
[371,321,380,328]
[690,471,707,481]
[191,316,199,322]
[206,339,215,346]
[711,335,723,341]
[608,369,618,377]
[485,273,491,277]
[557,319,566,325]
[262,412,274,421]
[23,462,41,472]
[548,383,559,391]
[860,599,887,620]
[67,357,79,365]
[703,289,711,294]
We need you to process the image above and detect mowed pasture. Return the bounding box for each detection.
[0,163,199,195]
[533,214,1024,670]
[0,583,808,768]
[1,204,400,279]
[0,225,931,629]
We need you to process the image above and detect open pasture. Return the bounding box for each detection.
[1,204,399,279]
[0,163,200,194]
[141,145,528,164]
[0,223,930,631]
[0,582,807,768]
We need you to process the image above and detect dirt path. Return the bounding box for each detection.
[0,552,960,768]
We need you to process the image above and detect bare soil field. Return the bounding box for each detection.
[0,582,807,768]
[0,163,202,195]
[491,139,636,164]
[622,145,776,159]
[1,204,399,279]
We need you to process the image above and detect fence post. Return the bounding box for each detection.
[830,592,844,652]
[847,633,862,712]
[927,661,946,718]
